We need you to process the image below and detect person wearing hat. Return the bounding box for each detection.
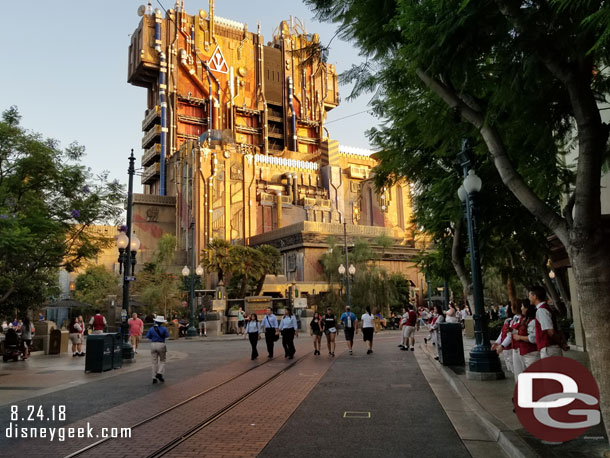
[145,315,169,384]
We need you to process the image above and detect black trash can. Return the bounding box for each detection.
[48,329,62,355]
[111,334,123,369]
[84,334,113,372]
[437,322,465,366]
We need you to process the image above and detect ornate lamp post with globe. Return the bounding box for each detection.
[182,264,204,337]
[457,141,503,379]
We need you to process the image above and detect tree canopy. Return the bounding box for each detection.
[0,107,124,316]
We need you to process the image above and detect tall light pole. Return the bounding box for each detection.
[343,222,352,307]
[457,140,503,378]
[182,264,204,337]
[116,149,138,360]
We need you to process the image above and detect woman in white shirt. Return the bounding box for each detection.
[361,306,376,354]
[445,303,459,323]
[244,313,262,360]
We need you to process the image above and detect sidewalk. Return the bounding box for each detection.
[414,332,609,458]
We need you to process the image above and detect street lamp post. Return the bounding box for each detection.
[457,141,503,379]
[182,264,204,337]
[338,263,356,307]
[116,149,138,361]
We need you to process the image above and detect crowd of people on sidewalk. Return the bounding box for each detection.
[491,285,569,381]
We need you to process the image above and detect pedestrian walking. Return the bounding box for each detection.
[237,307,246,335]
[513,302,539,369]
[340,305,358,355]
[260,307,279,358]
[89,310,107,334]
[529,286,565,358]
[279,307,298,359]
[323,307,337,357]
[145,316,169,384]
[430,305,445,360]
[20,317,35,359]
[68,317,84,357]
[400,304,417,351]
[361,306,375,354]
[310,312,324,355]
[244,313,262,360]
[128,313,144,354]
[198,307,207,336]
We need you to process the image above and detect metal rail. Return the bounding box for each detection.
[64,356,287,458]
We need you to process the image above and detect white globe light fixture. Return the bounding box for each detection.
[457,185,468,202]
[196,264,204,276]
[463,169,482,194]
[129,232,141,252]
[338,264,346,275]
[348,264,356,276]
[182,265,190,277]
[116,231,129,250]
[549,270,556,279]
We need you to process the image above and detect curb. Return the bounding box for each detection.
[418,343,538,458]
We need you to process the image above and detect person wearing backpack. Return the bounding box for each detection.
[340,305,358,355]
[145,316,170,384]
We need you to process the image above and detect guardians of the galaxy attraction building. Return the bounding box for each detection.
[127,1,425,297]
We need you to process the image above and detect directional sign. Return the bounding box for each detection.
[124,276,136,282]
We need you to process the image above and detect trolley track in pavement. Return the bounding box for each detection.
[64,358,280,458]
[64,355,301,458]
[146,354,308,458]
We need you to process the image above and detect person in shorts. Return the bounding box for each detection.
[237,307,246,335]
[400,304,417,351]
[361,306,375,354]
[323,307,337,357]
[68,316,84,356]
[128,313,144,354]
[310,312,324,355]
[198,307,207,336]
[340,306,358,355]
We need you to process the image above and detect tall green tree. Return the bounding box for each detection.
[0,107,123,316]
[228,246,265,298]
[74,265,120,307]
[254,245,282,295]
[133,233,180,317]
[201,238,231,283]
[307,0,610,438]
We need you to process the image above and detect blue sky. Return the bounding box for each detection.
[0,0,377,192]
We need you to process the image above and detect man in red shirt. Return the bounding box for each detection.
[128,312,144,354]
[400,304,418,351]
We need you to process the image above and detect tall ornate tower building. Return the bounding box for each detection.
[127,2,423,294]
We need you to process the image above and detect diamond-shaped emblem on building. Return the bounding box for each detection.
[209,45,228,74]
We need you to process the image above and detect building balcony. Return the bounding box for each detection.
[141,162,160,185]
[141,143,161,168]
[142,125,162,149]
[142,106,161,131]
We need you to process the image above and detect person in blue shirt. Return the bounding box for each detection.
[340,306,358,355]
[279,307,299,359]
[260,307,279,358]
[145,315,170,384]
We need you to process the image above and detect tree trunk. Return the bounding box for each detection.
[451,219,475,310]
[569,237,610,443]
[506,274,518,315]
[254,275,266,296]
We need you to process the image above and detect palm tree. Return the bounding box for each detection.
[228,246,265,298]
[201,238,231,284]
[254,245,282,295]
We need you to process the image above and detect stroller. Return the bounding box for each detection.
[3,328,24,362]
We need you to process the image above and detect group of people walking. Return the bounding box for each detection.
[243,307,299,360]
[491,285,568,381]
[241,305,378,361]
